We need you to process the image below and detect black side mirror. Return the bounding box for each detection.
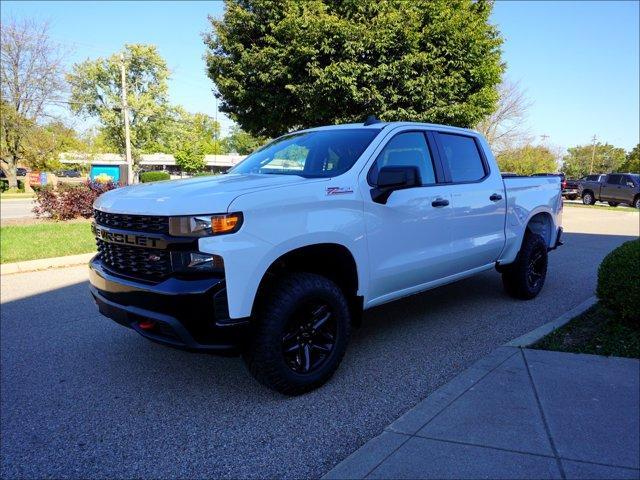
[371,166,420,204]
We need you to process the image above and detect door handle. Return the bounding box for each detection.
[490,193,503,201]
[431,198,449,207]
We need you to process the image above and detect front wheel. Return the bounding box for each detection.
[243,272,351,395]
[634,197,640,209]
[502,232,548,300]
[608,202,619,207]
[582,192,596,205]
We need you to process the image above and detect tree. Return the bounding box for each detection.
[204,0,503,137]
[561,143,626,178]
[0,18,66,188]
[618,144,639,173]
[155,109,225,173]
[475,80,532,154]
[67,44,171,163]
[496,145,557,176]
[223,125,266,155]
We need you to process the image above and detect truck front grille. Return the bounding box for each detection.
[94,209,169,234]
[96,239,172,279]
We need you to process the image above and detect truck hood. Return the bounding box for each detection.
[94,174,311,215]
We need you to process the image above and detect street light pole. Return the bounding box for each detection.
[120,53,133,184]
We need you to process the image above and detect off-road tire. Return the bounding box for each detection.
[582,192,596,205]
[243,272,351,395]
[501,232,548,300]
[608,202,619,207]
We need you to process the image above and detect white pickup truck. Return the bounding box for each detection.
[89,120,563,394]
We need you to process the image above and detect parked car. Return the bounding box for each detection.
[56,169,82,178]
[563,178,580,200]
[89,120,563,394]
[578,173,640,208]
[0,168,28,178]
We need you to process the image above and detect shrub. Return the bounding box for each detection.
[597,239,640,323]
[33,180,117,220]
[140,171,170,183]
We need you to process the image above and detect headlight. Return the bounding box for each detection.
[168,212,243,237]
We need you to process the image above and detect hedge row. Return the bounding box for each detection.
[597,239,639,323]
[140,171,170,183]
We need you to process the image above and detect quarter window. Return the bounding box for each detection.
[438,133,486,182]
[369,132,436,185]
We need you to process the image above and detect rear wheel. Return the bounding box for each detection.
[243,272,351,395]
[608,202,619,207]
[634,197,640,209]
[502,232,548,300]
[582,192,596,205]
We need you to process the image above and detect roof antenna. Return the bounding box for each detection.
[363,115,382,126]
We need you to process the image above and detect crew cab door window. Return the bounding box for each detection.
[607,174,622,184]
[437,133,487,183]
[368,132,436,185]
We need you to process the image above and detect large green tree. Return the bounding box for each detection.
[618,144,639,174]
[223,125,266,155]
[204,0,503,137]
[67,44,171,163]
[561,143,627,178]
[496,145,557,176]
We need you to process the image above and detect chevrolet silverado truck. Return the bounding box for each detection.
[578,173,640,208]
[89,120,563,394]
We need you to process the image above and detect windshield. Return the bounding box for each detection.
[229,129,379,178]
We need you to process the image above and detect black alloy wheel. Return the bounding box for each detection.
[526,244,547,291]
[282,302,336,374]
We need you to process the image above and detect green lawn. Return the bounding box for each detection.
[532,303,640,359]
[564,202,638,212]
[0,221,96,264]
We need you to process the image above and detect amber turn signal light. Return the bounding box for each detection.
[211,213,242,234]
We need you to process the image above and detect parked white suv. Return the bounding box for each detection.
[90,120,563,394]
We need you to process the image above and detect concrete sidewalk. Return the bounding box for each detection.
[324,347,640,479]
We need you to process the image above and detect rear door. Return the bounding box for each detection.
[602,174,623,201]
[432,132,506,273]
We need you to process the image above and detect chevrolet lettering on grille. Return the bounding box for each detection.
[92,224,167,249]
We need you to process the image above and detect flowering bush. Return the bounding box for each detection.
[33,180,117,220]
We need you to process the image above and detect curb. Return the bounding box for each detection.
[323,297,600,479]
[504,295,598,347]
[1,252,95,275]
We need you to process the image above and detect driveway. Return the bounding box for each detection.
[1,206,638,478]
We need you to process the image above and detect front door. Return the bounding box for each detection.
[363,130,454,303]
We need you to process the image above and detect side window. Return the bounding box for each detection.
[369,132,436,185]
[606,174,622,184]
[437,133,487,182]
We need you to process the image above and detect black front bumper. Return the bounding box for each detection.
[89,256,249,354]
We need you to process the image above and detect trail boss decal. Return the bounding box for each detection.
[92,224,166,249]
[326,186,354,196]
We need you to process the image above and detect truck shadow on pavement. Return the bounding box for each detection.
[0,231,637,479]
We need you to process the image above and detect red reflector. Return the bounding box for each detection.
[138,320,155,330]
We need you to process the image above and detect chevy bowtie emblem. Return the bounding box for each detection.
[148,254,162,262]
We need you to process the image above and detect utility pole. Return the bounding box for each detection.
[120,53,133,184]
[589,134,597,174]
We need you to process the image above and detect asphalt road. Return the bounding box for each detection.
[0,199,37,220]
[1,206,638,479]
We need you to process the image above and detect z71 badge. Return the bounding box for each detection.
[326,186,354,196]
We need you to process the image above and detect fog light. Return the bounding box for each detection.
[187,253,224,272]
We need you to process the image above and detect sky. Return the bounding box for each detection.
[1,0,639,152]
